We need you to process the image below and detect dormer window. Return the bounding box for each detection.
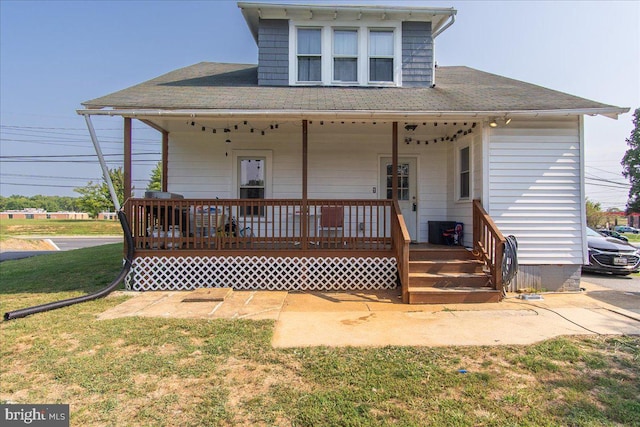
[369,30,394,82]
[290,22,401,87]
[333,29,358,82]
[297,28,322,82]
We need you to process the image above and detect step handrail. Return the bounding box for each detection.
[391,200,411,303]
[472,199,507,290]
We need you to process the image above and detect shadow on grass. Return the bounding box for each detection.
[0,244,124,299]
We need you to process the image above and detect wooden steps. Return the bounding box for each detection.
[407,247,501,304]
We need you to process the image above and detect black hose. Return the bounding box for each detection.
[501,235,519,295]
[4,211,134,321]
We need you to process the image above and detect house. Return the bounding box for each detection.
[0,209,90,220]
[78,2,628,303]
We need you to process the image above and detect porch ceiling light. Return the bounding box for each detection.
[489,119,498,128]
[504,117,512,125]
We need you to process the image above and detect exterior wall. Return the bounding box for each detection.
[99,212,119,220]
[509,265,581,292]
[258,19,289,86]
[0,211,89,220]
[485,117,584,291]
[446,133,482,247]
[258,18,434,87]
[401,21,433,87]
[166,122,451,242]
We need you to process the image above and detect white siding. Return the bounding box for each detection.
[487,118,583,265]
[166,121,454,243]
[446,133,482,247]
[167,126,302,199]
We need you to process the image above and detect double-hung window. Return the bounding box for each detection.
[369,30,394,82]
[333,29,358,82]
[459,146,470,199]
[297,28,321,82]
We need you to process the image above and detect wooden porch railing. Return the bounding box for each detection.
[124,198,397,255]
[472,199,507,290]
[391,201,411,303]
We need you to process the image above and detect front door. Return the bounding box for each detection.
[380,157,418,241]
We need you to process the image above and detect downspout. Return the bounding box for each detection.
[432,13,455,39]
[85,114,121,211]
[431,12,456,88]
[3,114,132,321]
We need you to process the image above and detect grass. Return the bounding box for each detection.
[0,218,122,240]
[1,245,639,426]
[622,232,640,243]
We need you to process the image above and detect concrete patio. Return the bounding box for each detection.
[97,282,640,348]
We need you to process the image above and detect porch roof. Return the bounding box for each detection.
[81,62,627,119]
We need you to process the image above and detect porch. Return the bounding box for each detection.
[123,198,505,303]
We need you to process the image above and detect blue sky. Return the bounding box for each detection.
[1,0,638,210]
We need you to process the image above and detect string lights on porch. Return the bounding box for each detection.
[187,119,480,148]
[187,119,283,138]
[403,122,477,145]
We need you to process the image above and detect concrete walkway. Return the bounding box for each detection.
[98,282,640,348]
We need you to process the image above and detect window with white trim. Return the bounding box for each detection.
[291,22,400,86]
[333,29,358,82]
[297,28,322,82]
[369,30,394,82]
[238,157,266,216]
[459,146,470,199]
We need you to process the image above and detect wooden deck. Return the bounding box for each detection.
[123,199,506,304]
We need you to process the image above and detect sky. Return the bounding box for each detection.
[1,0,638,210]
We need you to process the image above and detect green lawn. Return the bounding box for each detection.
[622,232,640,243]
[0,218,123,240]
[1,245,639,426]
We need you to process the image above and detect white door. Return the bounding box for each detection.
[380,158,418,241]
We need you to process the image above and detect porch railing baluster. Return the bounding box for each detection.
[123,198,401,255]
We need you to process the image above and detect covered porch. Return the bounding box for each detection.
[95,114,507,303]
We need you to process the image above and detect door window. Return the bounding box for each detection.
[239,157,265,216]
[386,163,410,200]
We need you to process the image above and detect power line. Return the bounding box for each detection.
[1,125,157,132]
[584,174,629,187]
[1,173,102,181]
[585,165,624,177]
[0,182,85,189]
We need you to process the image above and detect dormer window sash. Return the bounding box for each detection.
[332,29,358,83]
[368,30,394,83]
[296,27,322,82]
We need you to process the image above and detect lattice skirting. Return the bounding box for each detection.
[125,256,398,291]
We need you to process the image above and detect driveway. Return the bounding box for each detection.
[0,236,122,262]
[581,272,640,315]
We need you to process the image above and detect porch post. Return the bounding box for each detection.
[161,130,169,192]
[392,122,398,201]
[302,119,308,249]
[124,117,132,200]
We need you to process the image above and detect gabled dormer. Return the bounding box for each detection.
[239,2,456,87]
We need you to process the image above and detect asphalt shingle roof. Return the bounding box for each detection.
[82,62,618,113]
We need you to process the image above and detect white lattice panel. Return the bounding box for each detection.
[125,256,398,291]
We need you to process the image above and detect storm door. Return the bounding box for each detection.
[380,157,418,241]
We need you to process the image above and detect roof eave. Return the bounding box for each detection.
[76,107,630,120]
[238,2,457,44]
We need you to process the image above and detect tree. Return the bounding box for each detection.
[147,161,162,191]
[74,167,125,218]
[585,198,604,228]
[621,107,640,213]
